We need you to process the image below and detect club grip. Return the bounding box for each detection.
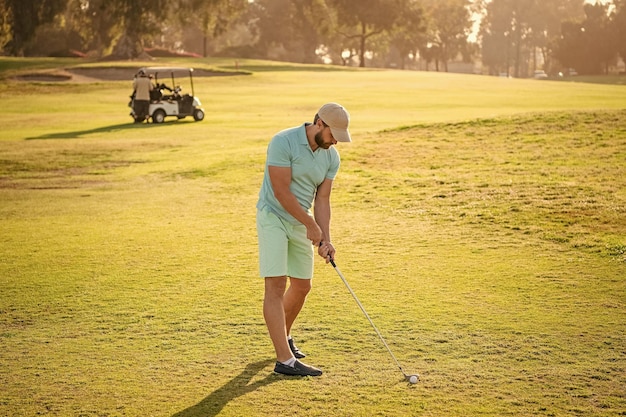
[319,241,336,267]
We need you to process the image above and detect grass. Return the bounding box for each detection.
[0,58,625,416]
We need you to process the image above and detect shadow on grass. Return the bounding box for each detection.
[25,121,182,140]
[172,359,282,417]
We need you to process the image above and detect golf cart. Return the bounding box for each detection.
[129,66,205,123]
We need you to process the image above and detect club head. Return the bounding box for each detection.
[405,374,420,384]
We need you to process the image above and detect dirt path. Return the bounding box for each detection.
[14,67,246,82]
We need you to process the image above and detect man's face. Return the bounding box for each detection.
[315,123,337,149]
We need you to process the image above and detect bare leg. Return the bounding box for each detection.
[263,276,293,362]
[284,277,312,336]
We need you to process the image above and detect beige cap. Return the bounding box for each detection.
[318,103,352,142]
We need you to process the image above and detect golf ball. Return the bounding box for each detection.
[409,375,418,384]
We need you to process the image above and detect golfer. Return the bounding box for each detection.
[132,69,153,123]
[257,103,352,376]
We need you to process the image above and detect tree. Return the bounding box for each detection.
[421,0,472,72]
[554,3,617,75]
[61,0,119,57]
[1,0,66,56]
[330,0,408,67]
[479,0,516,75]
[582,2,617,74]
[612,0,626,65]
[387,0,425,69]
[111,0,171,59]
[177,0,248,57]
[479,0,586,77]
[251,0,332,63]
[528,0,585,74]
[56,0,171,58]
[0,0,13,53]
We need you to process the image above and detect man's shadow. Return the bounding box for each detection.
[172,359,281,417]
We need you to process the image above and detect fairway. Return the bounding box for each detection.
[0,58,625,416]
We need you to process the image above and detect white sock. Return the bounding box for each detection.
[288,335,293,341]
[281,357,297,367]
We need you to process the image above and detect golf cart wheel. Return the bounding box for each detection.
[193,109,205,122]
[152,109,166,124]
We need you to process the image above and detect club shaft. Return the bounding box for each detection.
[330,259,406,377]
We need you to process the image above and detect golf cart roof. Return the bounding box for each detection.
[139,67,194,75]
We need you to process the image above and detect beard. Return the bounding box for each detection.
[315,131,331,149]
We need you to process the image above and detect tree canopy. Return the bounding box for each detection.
[1,0,624,75]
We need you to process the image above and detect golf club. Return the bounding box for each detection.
[328,257,419,384]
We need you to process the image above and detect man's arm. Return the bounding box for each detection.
[268,165,323,245]
[314,178,335,262]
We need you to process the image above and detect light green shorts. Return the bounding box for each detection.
[256,209,314,279]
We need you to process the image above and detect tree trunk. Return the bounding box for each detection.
[359,22,366,67]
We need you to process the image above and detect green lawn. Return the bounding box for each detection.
[0,58,625,416]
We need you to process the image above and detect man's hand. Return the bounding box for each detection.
[318,241,336,263]
[306,223,323,247]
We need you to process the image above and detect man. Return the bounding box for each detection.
[256,103,352,377]
[132,70,153,123]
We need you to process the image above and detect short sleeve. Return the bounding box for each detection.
[326,148,340,180]
[266,134,293,168]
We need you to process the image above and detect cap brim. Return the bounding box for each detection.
[330,127,351,143]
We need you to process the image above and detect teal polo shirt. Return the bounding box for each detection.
[257,123,340,225]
